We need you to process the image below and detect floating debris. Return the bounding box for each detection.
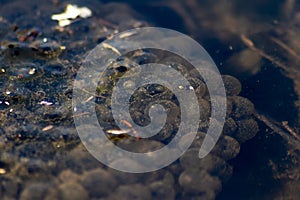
[17,28,40,42]
[118,31,137,39]
[42,125,54,132]
[106,129,131,135]
[106,119,140,140]
[71,112,90,118]
[28,68,36,75]
[40,100,53,106]
[178,85,184,90]
[0,168,6,175]
[120,119,140,139]
[51,4,92,27]
[102,43,121,55]
[83,96,94,103]
[106,129,132,141]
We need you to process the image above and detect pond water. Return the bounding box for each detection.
[0,0,300,199]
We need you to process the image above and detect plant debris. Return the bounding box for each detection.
[51,4,92,27]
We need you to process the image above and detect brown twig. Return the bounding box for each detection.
[120,119,140,140]
[71,112,90,118]
[254,111,300,147]
[270,37,300,62]
[240,34,290,71]
[98,18,118,30]
[74,87,105,98]
[282,121,300,142]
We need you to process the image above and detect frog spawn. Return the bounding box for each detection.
[56,72,256,200]
[88,50,259,199]
[169,75,257,199]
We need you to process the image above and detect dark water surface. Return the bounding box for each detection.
[0,0,300,199]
